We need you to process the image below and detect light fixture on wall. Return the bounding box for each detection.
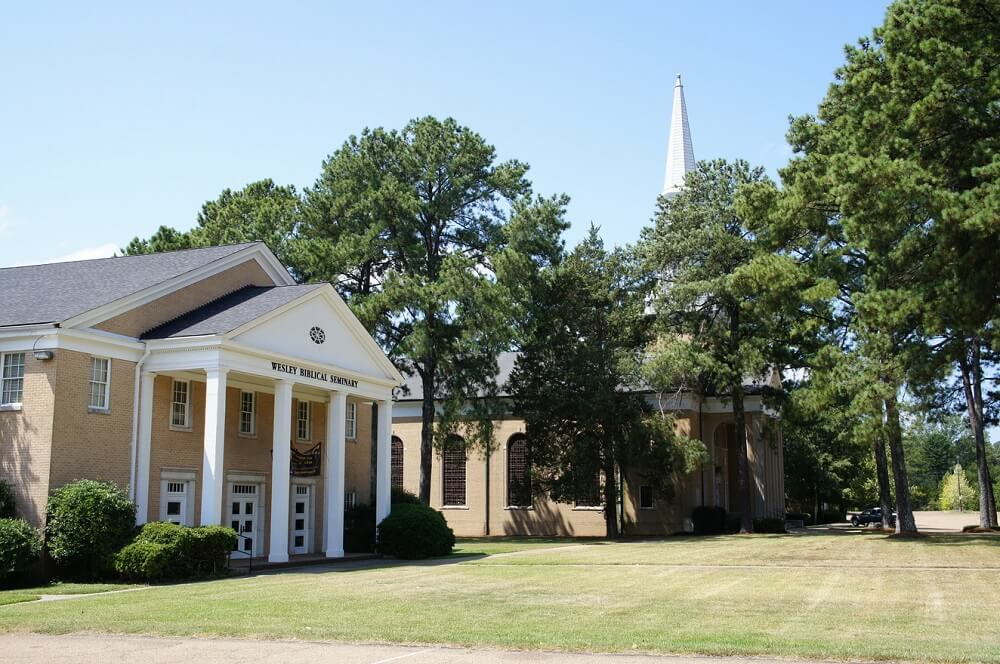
[31,336,54,361]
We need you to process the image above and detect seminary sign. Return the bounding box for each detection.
[271,361,360,389]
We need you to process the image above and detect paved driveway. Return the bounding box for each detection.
[0,634,842,664]
[913,510,980,533]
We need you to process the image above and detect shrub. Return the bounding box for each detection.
[391,488,421,505]
[815,510,845,525]
[184,526,236,575]
[114,540,172,581]
[114,522,237,581]
[345,503,376,553]
[753,517,787,534]
[691,506,727,535]
[45,480,136,578]
[0,480,15,519]
[0,518,40,585]
[785,511,811,524]
[378,503,455,559]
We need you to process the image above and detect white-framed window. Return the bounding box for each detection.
[239,391,256,436]
[296,400,311,440]
[639,485,655,510]
[170,379,191,429]
[1,352,25,407]
[345,401,357,440]
[88,357,110,411]
[344,490,357,511]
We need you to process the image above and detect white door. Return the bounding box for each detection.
[228,483,260,558]
[289,484,312,555]
[163,482,187,525]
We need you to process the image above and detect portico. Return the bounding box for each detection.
[130,283,403,563]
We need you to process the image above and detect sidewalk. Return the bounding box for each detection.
[0,633,844,664]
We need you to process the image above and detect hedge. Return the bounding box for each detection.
[114,521,236,581]
[691,506,727,534]
[0,518,40,585]
[45,480,136,578]
[753,517,787,533]
[0,480,15,519]
[378,503,455,559]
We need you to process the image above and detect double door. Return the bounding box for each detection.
[228,483,259,558]
[225,481,313,557]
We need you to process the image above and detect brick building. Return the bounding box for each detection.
[0,242,402,562]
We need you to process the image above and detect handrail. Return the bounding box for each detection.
[229,532,254,575]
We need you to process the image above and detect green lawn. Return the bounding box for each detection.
[0,582,132,607]
[1,533,998,661]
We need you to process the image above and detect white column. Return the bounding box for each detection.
[200,368,228,526]
[269,379,294,563]
[375,398,393,524]
[324,391,347,557]
[135,372,156,525]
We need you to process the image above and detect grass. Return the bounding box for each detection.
[0,582,132,607]
[1,533,998,661]
[451,537,588,556]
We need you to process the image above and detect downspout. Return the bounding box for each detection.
[484,446,491,536]
[128,344,152,501]
[699,398,705,506]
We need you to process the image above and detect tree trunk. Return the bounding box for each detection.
[883,389,917,534]
[873,432,894,530]
[418,366,436,505]
[958,341,999,528]
[603,457,619,539]
[732,385,754,533]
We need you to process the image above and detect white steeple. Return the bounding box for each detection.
[662,73,695,197]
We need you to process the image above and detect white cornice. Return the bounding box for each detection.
[0,327,143,361]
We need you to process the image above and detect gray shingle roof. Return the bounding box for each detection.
[0,243,261,328]
[397,351,519,401]
[142,284,324,339]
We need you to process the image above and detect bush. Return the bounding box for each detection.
[114,540,172,581]
[753,517,787,534]
[391,488,421,505]
[814,510,845,525]
[378,503,455,559]
[46,480,136,578]
[785,511,811,523]
[0,518,40,585]
[344,503,376,553]
[0,480,15,518]
[691,506,727,535]
[113,522,237,581]
[184,526,236,575]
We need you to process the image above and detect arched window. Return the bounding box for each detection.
[390,436,404,490]
[442,437,467,506]
[506,435,531,507]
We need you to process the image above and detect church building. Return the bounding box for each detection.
[388,76,786,536]
[1,77,784,556]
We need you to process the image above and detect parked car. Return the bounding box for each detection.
[851,507,896,527]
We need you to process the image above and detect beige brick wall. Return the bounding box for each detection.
[387,407,783,537]
[95,261,274,337]
[49,349,136,495]
[0,351,56,526]
[390,416,607,537]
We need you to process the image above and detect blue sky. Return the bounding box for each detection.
[0,2,891,268]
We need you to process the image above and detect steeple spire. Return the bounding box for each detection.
[662,73,695,197]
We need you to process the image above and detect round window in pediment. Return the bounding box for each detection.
[309,326,326,344]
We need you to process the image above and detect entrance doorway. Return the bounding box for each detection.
[290,483,313,555]
[228,483,261,558]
